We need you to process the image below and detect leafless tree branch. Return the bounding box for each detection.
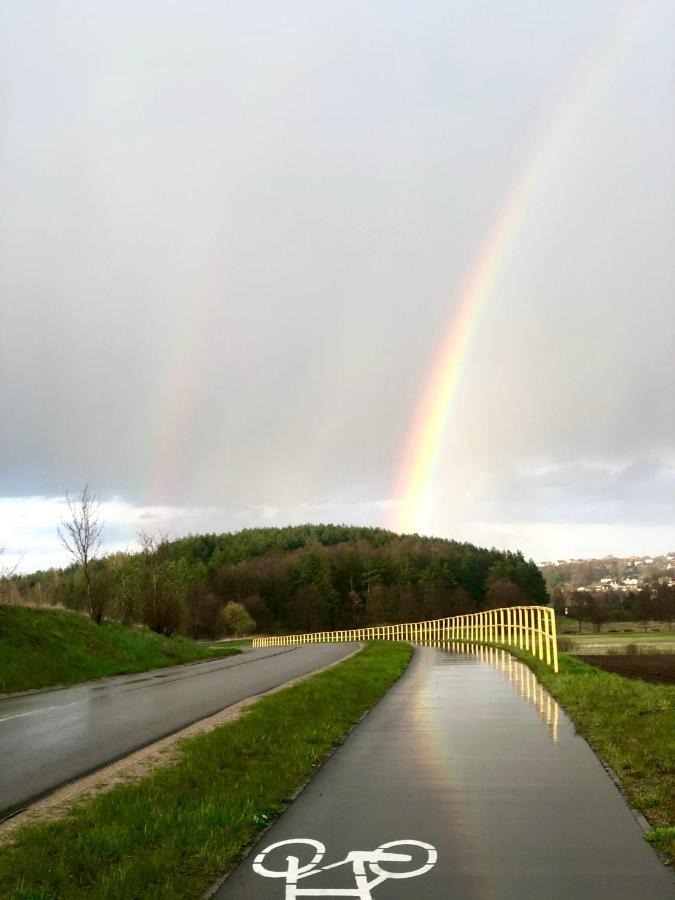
[58,485,105,622]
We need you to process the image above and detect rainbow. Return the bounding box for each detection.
[392,5,639,535]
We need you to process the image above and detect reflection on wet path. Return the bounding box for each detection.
[217,644,675,900]
[428,642,560,741]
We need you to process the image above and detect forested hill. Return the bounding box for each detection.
[9,525,548,638]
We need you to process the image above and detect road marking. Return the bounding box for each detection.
[0,647,302,723]
[0,699,86,723]
[252,838,437,898]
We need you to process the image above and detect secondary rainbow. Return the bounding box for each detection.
[392,5,639,535]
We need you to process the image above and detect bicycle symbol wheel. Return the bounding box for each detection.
[253,839,326,878]
[369,840,437,879]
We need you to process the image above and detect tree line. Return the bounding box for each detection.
[3,490,548,638]
[551,582,675,632]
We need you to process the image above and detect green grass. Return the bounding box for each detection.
[0,641,413,898]
[0,606,241,695]
[506,645,675,864]
[208,638,253,650]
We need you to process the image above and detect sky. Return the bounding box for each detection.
[1,0,674,572]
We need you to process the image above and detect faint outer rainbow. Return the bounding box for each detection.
[392,5,639,535]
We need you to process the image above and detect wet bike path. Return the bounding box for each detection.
[215,644,675,899]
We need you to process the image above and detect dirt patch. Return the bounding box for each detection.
[578,654,675,685]
[0,644,362,843]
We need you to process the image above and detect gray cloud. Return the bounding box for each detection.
[458,459,675,526]
[1,0,674,563]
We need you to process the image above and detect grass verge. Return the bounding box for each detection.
[0,641,413,898]
[505,645,675,865]
[0,606,241,694]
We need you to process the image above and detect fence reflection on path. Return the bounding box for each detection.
[427,641,561,742]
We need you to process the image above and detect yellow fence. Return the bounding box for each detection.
[252,605,559,672]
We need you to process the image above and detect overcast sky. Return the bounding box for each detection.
[1,0,674,571]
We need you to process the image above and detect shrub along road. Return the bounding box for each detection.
[0,643,357,817]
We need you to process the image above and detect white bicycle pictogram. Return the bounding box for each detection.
[252,837,437,898]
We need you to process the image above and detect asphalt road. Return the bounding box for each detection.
[0,643,357,817]
[216,644,675,900]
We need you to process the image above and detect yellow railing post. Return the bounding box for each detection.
[523,608,529,652]
[549,608,559,673]
[542,608,552,667]
[536,607,543,661]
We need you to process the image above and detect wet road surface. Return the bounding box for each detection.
[216,644,675,900]
[0,643,357,816]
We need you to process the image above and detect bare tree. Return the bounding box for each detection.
[0,548,20,605]
[0,548,19,579]
[58,485,105,623]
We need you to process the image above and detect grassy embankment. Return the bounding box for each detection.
[510,645,675,864]
[0,605,241,695]
[0,640,413,899]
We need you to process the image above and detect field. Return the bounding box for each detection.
[576,654,675,685]
[556,626,675,692]
[558,630,675,655]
